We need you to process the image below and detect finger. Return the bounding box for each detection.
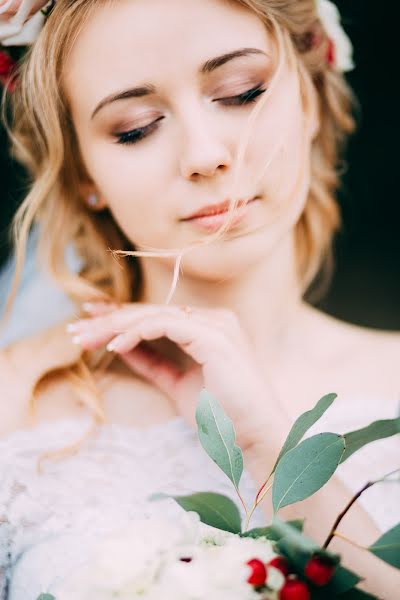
[69,310,208,352]
[118,343,183,395]
[68,326,125,351]
[67,304,189,338]
[81,301,121,316]
[106,314,229,366]
[69,304,234,340]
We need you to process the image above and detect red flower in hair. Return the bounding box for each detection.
[0,50,16,76]
[326,37,336,67]
[0,49,17,91]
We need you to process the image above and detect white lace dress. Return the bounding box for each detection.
[0,395,399,599]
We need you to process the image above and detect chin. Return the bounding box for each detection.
[178,231,275,282]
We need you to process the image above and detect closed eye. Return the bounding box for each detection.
[114,84,267,146]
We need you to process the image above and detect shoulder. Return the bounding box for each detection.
[302,303,400,400]
[0,319,82,438]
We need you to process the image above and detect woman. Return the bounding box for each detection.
[0,0,399,597]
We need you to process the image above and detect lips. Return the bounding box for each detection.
[182,197,256,220]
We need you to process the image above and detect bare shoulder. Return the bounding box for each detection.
[0,319,82,439]
[301,303,400,400]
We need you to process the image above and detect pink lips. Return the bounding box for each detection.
[181,197,258,233]
[182,198,253,220]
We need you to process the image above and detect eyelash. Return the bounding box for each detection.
[114,84,267,146]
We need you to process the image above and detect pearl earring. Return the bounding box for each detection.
[87,193,99,207]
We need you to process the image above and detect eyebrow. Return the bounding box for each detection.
[90,47,268,120]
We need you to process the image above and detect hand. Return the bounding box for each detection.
[66,302,278,452]
[0,0,48,17]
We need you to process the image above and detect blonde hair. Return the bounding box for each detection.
[1,0,356,461]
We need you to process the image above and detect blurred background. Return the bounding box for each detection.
[0,0,399,347]
[313,0,399,330]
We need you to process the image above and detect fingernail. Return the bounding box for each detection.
[107,334,124,352]
[66,323,79,333]
[71,335,82,345]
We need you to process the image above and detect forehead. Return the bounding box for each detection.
[64,0,272,106]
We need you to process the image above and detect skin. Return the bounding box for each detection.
[2,0,399,594]
[64,0,317,366]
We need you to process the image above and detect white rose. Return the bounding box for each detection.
[150,546,260,600]
[316,0,355,72]
[54,512,202,599]
[0,0,47,45]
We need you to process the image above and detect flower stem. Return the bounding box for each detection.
[323,480,375,549]
[243,481,274,532]
[330,531,366,551]
[322,467,400,549]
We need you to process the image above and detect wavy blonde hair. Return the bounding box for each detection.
[1,0,356,461]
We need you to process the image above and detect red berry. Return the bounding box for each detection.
[304,555,336,586]
[246,558,267,586]
[268,556,291,576]
[279,578,310,600]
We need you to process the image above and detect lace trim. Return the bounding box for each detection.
[0,416,265,599]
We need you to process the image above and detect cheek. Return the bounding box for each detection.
[81,141,174,243]
[247,77,310,207]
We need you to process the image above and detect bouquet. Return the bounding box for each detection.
[44,512,285,600]
[37,391,400,600]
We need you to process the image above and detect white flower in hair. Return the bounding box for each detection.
[316,0,355,72]
[0,0,45,45]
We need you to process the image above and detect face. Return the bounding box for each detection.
[64,0,318,280]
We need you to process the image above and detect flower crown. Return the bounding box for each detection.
[0,0,354,90]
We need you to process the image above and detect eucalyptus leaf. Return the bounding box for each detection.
[240,526,281,540]
[341,418,400,464]
[273,433,345,511]
[271,517,319,556]
[285,518,305,533]
[151,491,242,534]
[272,393,337,472]
[339,589,378,599]
[196,389,243,489]
[37,595,56,600]
[368,523,400,568]
[148,492,170,502]
[241,519,304,540]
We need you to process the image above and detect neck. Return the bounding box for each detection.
[139,231,310,369]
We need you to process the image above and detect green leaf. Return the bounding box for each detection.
[37,595,56,600]
[368,523,400,568]
[241,519,305,540]
[272,433,345,512]
[241,526,282,540]
[339,589,378,599]
[151,491,242,534]
[273,521,335,574]
[341,418,400,464]
[272,393,337,472]
[310,565,363,598]
[321,565,362,595]
[286,518,305,533]
[195,389,243,489]
[271,517,320,555]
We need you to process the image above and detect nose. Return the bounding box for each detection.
[178,109,232,180]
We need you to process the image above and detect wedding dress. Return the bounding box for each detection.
[0,393,399,599]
